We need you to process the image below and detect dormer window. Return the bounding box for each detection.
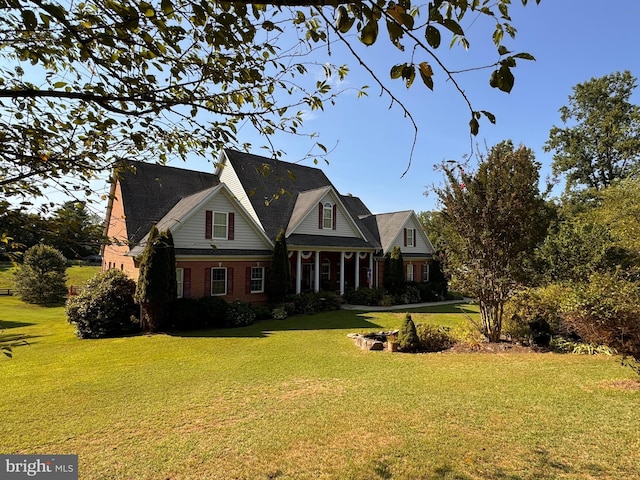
[205,210,235,240]
[323,202,333,229]
[213,212,228,239]
[404,228,416,247]
[319,201,337,230]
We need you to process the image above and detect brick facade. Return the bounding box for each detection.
[176,259,271,305]
[102,181,138,279]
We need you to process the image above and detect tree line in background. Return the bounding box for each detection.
[420,71,640,373]
[0,200,103,262]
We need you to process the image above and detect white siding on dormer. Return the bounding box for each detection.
[390,217,434,255]
[172,192,270,250]
[293,192,363,238]
[217,158,263,228]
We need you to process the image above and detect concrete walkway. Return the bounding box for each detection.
[341,298,472,311]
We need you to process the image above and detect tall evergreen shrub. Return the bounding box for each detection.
[266,229,291,303]
[383,246,405,295]
[135,226,177,332]
[398,313,420,352]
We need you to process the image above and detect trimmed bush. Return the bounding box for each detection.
[271,305,288,320]
[287,291,342,315]
[198,296,229,329]
[344,287,384,306]
[162,298,203,330]
[164,296,240,331]
[225,300,256,327]
[66,269,139,338]
[398,313,420,352]
[416,323,455,352]
[402,284,422,304]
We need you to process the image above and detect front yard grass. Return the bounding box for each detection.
[1,294,639,479]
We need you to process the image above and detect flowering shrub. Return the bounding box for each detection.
[225,300,256,327]
[271,305,288,320]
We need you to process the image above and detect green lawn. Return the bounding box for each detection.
[1,281,639,479]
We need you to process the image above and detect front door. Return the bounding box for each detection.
[302,263,315,292]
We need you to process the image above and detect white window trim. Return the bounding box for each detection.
[406,228,415,247]
[211,267,227,296]
[322,202,333,229]
[406,264,414,282]
[250,267,265,293]
[212,211,228,239]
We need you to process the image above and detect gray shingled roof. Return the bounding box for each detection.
[365,211,413,253]
[115,151,403,255]
[223,149,335,240]
[223,149,382,250]
[118,160,219,246]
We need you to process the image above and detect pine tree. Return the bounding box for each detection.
[13,244,68,305]
[398,313,420,352]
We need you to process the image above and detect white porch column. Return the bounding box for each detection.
[354,252,360,289]
[339,251,345,296]
[369,253,374,288]
[296,250,302,294]
[314,251,320,292]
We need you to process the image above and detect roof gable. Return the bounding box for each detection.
[220,149,335,240]
[286,187,367,240]
[129,183,273,256]
[367,210,434,255]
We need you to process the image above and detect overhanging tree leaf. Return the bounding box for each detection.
[0,0,540,202]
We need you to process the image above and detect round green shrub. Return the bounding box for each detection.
[163,298,203,330]
[66,269,139,338]
[198,296,229,328]
[345,287,384,306]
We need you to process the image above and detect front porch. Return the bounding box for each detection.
[288,250,376,295]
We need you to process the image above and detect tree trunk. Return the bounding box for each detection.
[479,298,504,343]
[140,302,163,333]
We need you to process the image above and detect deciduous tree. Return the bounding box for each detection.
[546,71,640,191]
[435,141,549,341]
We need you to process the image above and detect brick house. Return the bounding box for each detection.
[102,149,435,304]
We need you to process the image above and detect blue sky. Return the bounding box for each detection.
[183,0,639,215]
[29,0,640,217]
